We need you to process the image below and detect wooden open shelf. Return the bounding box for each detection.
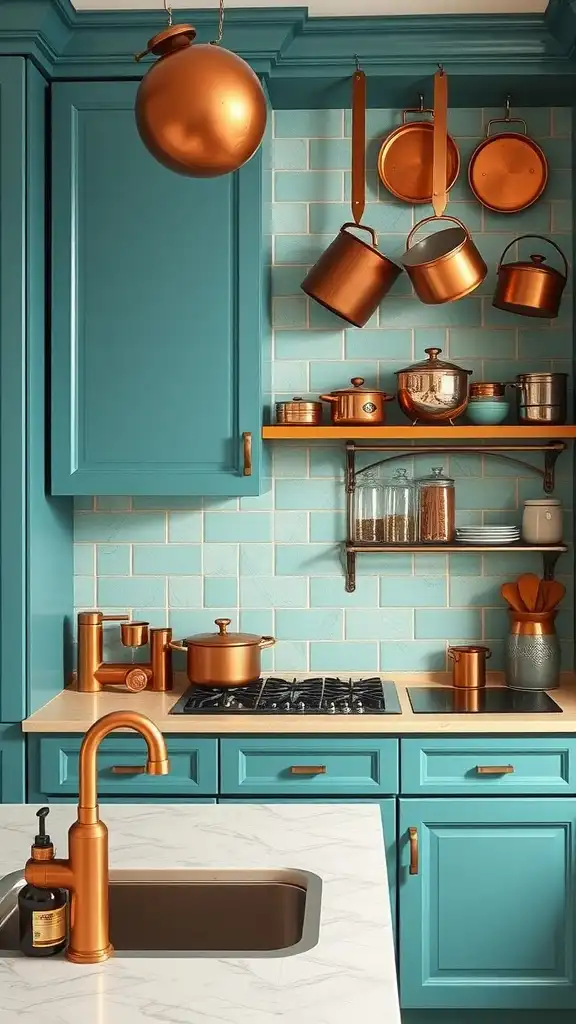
[263,425,576,440]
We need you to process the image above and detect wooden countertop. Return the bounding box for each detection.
[22,673,576,734]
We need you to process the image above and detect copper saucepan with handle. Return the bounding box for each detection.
[169,618,275,687]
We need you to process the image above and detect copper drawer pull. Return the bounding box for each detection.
[242,431,252,476]
[409,827,419,875]
[476,764,515,775]
[290,765,327,775]
[110,765,146,775]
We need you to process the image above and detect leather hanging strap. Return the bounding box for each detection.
[351,70,366,225]
[432,66,448,218]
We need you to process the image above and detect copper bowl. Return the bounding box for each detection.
[470,382,508,399]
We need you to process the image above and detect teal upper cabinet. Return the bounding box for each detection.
[50,81,264,496]
[399,797,576,1010]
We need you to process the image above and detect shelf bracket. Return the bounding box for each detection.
[543,550,563,581]
[543,445,562,494]
[345,547,356,593]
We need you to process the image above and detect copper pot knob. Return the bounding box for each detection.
[135,25,267,178]
[351,378,365,388]
[125,669,148,693]
[215,618,231,634]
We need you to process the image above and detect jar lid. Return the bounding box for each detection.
[185,618,263,648]
[397,347,472,377]
[325,376,390,396]
[523,498,561,505]
[386,468,414,487]
[416,466,454,486]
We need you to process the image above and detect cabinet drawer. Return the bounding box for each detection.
[220,738,398,795]
[401,738,576,795]
[35,736,218,796]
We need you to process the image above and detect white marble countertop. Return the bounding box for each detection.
[0,803,399,1024]
[22,673,576,734]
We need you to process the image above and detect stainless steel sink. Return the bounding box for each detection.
[0,868,321,958]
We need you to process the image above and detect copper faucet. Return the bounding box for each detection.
[25,711,169,963]
[77,610,173,692]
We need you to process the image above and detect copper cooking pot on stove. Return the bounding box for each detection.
[169,618,275,687]
[320,377,394,425]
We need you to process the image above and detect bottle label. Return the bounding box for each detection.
[32,906,66,947]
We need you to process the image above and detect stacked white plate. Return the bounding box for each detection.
[455,525,520,546]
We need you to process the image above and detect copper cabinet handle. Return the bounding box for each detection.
[409,827,419,875]
[110,765,146,775]
[243,431,252,476]
[290,765,327,775]
[476,764,515,774]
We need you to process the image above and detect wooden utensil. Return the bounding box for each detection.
[516,573,541,612]
[500,582,527,612]
[539,579,566,612]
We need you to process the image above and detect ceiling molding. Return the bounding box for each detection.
[1,0,576,104]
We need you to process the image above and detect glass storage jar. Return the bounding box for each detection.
[382,468,417,543]
[417,466,456,543]
[353,469,385,543]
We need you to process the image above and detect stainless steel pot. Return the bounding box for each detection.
[169,618,275,687]
[396,347,472,424]
[513,372,568,425]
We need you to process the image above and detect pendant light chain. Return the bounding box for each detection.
[163,0,173,28]
[212,0,225,45]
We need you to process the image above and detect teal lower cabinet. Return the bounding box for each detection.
[399,797,576,1010]
[27,735,218,803]
[0,724,25,802]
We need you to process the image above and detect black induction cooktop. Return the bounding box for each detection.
[407,687,562,714]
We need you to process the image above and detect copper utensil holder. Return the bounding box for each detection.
[448,645,491,688]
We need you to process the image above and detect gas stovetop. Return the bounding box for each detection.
[170,677,402,715]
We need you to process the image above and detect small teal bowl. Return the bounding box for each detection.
[467,400,510,425]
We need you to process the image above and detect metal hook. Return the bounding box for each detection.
[437,63,444,74]
[505,94,511,120]
[354,53,361,71]
[418,93,424,111]
[163,0,173,28]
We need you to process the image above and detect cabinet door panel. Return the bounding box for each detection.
[399,797,576,1009]
[0,724,25,802]
[51,81,263,496]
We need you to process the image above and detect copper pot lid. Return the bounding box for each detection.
[185,618,264,648]
[397,347,472,377]
[323,376,391,396]
[502,253,565,280]
[277,397,321,407]
[448,645,491,654]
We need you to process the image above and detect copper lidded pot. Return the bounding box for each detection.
[301,224,401,328]
[275,397,322,426]
[169,618,275,687]
[448,645,491,688]
[493,236,568,319]
[319,377,394,425]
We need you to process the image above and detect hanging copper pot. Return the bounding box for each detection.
[135,9,267,178]
[492,236,568,319]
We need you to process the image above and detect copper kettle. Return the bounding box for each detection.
[135,22,267,177]
[492,236,568,319]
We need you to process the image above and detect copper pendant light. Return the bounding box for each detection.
[135,0,267,178]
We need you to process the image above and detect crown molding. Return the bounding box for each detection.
[1,1,575,105]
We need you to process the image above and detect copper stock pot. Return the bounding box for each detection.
[319,377,394,425]
[170,618,275,687]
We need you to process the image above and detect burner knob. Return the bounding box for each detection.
[341,701,351,714]
[297,701,306,713]
[326,701,336,714]
[282,701,291,711]
[223,695,236,708]
[355,702,365,714]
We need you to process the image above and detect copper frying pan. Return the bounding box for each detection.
[468,98,548,213]
[377,94,460,204]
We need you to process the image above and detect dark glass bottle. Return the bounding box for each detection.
[19,807,67,957]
